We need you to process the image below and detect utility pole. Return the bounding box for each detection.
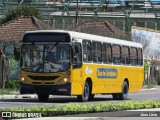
[76,0,79,27]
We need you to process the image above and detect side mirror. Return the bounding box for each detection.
[75,45,79,53]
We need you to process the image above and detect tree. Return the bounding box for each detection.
[2,5,43,24]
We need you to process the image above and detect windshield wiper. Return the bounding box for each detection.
[21,67,33,71]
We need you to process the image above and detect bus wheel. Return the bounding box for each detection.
[119,81,128,100]
[77,82,89,102]
[112,93,119,100]
[89,94,95,101]
[38,94,49,102]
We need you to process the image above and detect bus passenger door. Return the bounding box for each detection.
[71,41,83,95]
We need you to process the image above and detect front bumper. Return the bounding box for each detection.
[20,82,71,95]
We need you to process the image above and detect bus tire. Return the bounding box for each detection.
[89,94,95,101]
[112,93,119,100]
[77,82,89,102]
[119,81,128,100]
[38,94,49,102]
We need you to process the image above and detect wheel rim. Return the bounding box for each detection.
[84,83,89,99]
[123,85,128,97]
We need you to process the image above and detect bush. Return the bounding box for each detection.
[147,84,156,89]
[5,80,19,90]
[0,89,11,95]
[1,100,160,118]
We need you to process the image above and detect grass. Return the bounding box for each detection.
[146,84,156,89]
[0,89,12,95]
[0,88,19,95]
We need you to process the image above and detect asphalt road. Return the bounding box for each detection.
[0,88,160,109]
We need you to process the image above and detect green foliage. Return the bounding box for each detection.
[9,58,19,77]
[1,100,160,118]
[144,61,150,72]
[2,5,43,23]
[5,80,19,90]
[147,84,156,89]
[0,89,11,95]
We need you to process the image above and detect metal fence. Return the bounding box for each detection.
[1,0,160,32]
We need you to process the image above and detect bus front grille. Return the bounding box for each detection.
[28,75,59,80]
[34,86,53,91]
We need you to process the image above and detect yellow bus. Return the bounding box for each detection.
[20,30,144,102]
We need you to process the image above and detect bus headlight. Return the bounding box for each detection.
[64,78,68,82]
[21,77,25,81]
[58,78,69,85]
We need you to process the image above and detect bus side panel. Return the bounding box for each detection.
[70,64,103,95]
[91,64,103,94]
[138,67,144,90]
[71,66,83,95]
[81,64,102,94]
[102,65,122,93]
[122,66,139,92]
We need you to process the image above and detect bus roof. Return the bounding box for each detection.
[25,30,142,48]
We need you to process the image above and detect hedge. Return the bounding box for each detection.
[0,100,160,118]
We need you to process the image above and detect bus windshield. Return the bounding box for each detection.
[21,44,70,73]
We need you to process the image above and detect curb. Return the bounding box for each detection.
[0,94,37,99]
[15,94,37,99]
[141,88,157,90]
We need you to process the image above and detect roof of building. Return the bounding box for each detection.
[71,20,127,39]
[0,16,49,41]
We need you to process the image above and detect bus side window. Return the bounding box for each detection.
[97,42,102,62]
[130,47,138,66]
[73,42,82,69]
[138,48,143,66]
[92,42,97,62]
[122,46,130,65]
[112,45,121,65]
[83,40,92,62]
[103,43,112,64]
[102,43,107,63]
[107,44,112,63]
[92,41,102,63]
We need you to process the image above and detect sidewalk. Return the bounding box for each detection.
[0,91,37,99]
[143,85,160,90]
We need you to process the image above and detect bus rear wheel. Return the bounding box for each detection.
[112,81,128,100]
[89,94,95,101]
[38,94,49,102]
[77,82,89,102]
[119,81,128,100]
[112,93,119,100]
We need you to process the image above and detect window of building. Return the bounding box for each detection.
[136,21,145,28]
